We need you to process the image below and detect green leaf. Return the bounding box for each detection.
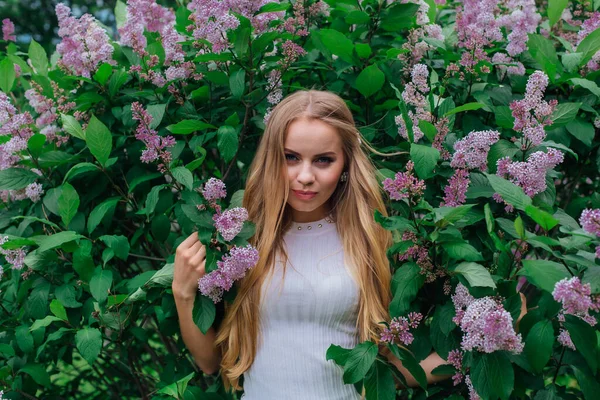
[494,106,515,129]
[16,325,34,353]
[0,168,40,190]
[356,64,385,98]
[50,299,68,321]
[317,29,355,63]
[87,197,120,234]
[230,69,245,99]
[527,34,559,80]
[364,361,396,400]
[75,327,102,365]
[19,364,51,387]
[90,267,113,304]
[166,120,216,134]
[0,57,16,93]
[108,69,129,96]
[390,262,425,316]
[577,26,600,65]
[35,231,84,253]
[146,104,167,130]
[93,63,112,85]
[343,341,378,384]
[562,52,583,72]
[193,294,216,334]
[573,366,600,400]
[443,102,485,117]
[30,315,62,331]
[564,314,597,373]
[471,352,514,400]
[548,0,569,27]
[145,184,167,218]
[485,173,532,211]
[61,114,86,140]
[98,235,130,260]
[380,3,420,31]
[487,140,519,173]
[550,103,581,128]
[326,344,352,366]
[86,115,112,167]
[418,120,437,142]
[388,344,428,389]
[582,266,600,293]
[524,205,559,231]
[410,144,440,180]
[58,182,80,227]
[566,119,595,147]
[345,10,370,24]
[444,242,484,262]
[453,262,496,288]
[525,320,554,373]
[147,263,174,287]
[517,259,570,293]
[570,78,600,98]
[115,1,127,29]
[217,125,238,163]
[171,166,194,190]
[28,39,48,76]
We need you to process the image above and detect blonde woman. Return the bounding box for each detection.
[173,90,460,398]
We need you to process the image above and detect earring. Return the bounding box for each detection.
[340,171,348,182]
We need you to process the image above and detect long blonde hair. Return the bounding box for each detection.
[214,89,403,393]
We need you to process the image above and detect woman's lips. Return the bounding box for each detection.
[292,190,317,200]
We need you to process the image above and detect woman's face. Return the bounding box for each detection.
[283,117,346,223]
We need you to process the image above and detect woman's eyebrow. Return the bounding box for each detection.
[284,148,337,157]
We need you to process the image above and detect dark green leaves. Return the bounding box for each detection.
[217,126,238,163]
[550,103,581,128]
[86,115,113,167]
[75,327,102,365]
[193,294,216,335]
[452,262,496,288]
[0,57,16,92]
[525,320,554,373]
[0,168,41,190]
[342,341,378,384]
[380,3,419,31]
[356,64,385,98]
[564,315,598,373]
[166,120,216,134]
[471,352,514,400]
[577,26,600,65]
[28,39,48,76]
[517,260,570,293]
[410,144,439,180]
[390,262,425,316]
[485,173,532,211]
[387,344,428,389]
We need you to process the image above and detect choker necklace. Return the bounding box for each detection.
[294,214,334,231]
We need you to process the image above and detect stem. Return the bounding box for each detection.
[552,347,566,385]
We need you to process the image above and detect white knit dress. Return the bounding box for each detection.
[240,215,363,400]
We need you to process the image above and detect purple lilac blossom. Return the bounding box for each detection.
[382,161,426,202]
[401,0,430,25]
[131,102,176,172]
[496,0,541,57]
[557,329,576,350]
[447,349,464,385]
[278,40,307,67]
[496,148,564,197]
[451,130,500,171]
[491,53,526,76]
[0,235,27,270]
[201,178,227,203]
[398,23,445,76]
[2,18,16,41]
[441,169,470,207]
[380,312,423,346]
[510,71,557,148]
[577,12,600,71]
[118,0,175,56]
[580,209,600,237]
[213,207,249,242]
[55,4,115,78]
[465,375,481,400]
[198,244,259,303]
[397,64,431,142]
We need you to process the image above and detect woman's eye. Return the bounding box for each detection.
[317,157,334,164]
[285,154,333,164]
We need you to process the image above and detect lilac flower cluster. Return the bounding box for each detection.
[452,283,524,354]
[55,4,115,78]
[0,236,27,279]
[396,64,431,142]
[451,130,500,171]
[510,71,557,148]
[447,349,464,386]
[213,207,249,242]
[264,69,283,125]
[399,23,445,77]
[552,277,600,350]
[465,375,481,400]
[441,169,470,207]
[131,102,176,173]
[382,161,426,204]
[398,231,444,283]
[401,0,430,25]
[496,0,541,57]
[229,0,286,36]
[200,177,227,206]
[282,0,330,36]
[380,312,423,346]
[496,148,564,198]
[577,12,600,72]
[580,209,600,258]
[198,244,259,303]
[2,18,15,42]
[278,40,307,68]
[491,53,525,77]
[118,0,176,57]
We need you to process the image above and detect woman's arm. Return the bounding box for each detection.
[174,295,222,375]
[381,292,529,388]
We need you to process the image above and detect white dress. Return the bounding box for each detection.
[240,215,363,400]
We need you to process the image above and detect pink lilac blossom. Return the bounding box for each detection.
[398,231,443,283]
[465,375,481,400]
[398,24,445,77]
[228,0,286,36]
[55,4,115,78]
[433,117,451,160]
[278,40,307,67]
[131,102,176,173]
[451,130,500,171]
[447,349,464,386]
[401,0,430,25]
[496,0,541,57]
[282,0,329,36]
[441,169,470,207]
[510,71,557,148]
[213,207,249,242]
[118,0,175,57]
[495,148,564,197]
[201,177,227,204]
[491,52,525,76]
[198,244,259,303]
[577,12,600,72]
[458,296,524,353]
[557,328,576,350]
[0,235,27,270]
[187,0,240,54]
[382,161,426,203]
[266,69,283,105]
[0,92,35,171]
[2,18,15,42]
[580,209,600,237]
[380,312,423,346]
[594,117,600,129]
[397,64,432,142]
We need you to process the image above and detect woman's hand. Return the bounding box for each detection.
[172,231,207,302]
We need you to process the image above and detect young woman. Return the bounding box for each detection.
[172,90,524,399]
